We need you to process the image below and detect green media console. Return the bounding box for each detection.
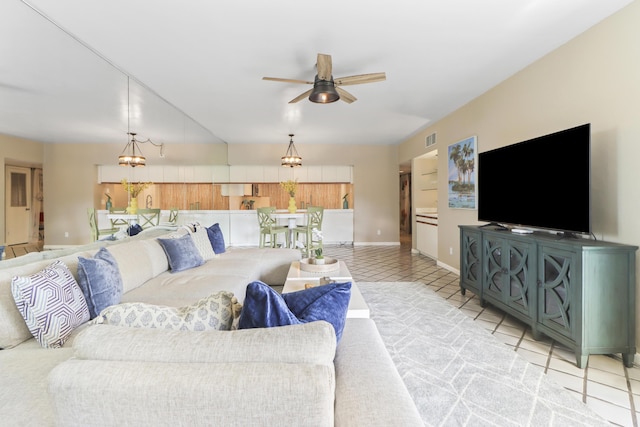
[459,225,638,368]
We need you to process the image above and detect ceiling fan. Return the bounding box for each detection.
[263,53,386,104]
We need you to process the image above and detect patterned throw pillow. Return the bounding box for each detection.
[95,291,242,331]
[77,247,123,319]
[239,281,352,341]
[11,260,90,348]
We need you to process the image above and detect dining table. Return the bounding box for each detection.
[272,211,306,249]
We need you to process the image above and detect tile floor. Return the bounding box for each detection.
[323,239,639,427]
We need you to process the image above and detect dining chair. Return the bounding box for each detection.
[159,208,179,226]
[108,206,129,228]
[257,207,289,248]
[293,206,324,257]
[87,208,118,242]
[137,208,161,229]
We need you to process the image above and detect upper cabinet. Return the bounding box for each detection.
[98,164,353,183]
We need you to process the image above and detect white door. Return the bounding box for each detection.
[5,166,31,245]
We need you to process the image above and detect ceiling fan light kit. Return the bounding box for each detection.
[263,53,386,105]
[281,134,302,168]
[309,76,340,103]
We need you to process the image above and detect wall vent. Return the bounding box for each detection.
[425,133,437,148]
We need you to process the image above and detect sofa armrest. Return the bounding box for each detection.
[334,318,423,426]
[72,322,335,364]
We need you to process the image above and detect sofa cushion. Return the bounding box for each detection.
[95,291,241,331]
[77,247,123,319]
[107,240,168,293]
[206,223,226,254]
[239,281,351,341]
[157,234,204,273]
[10,260,90,348]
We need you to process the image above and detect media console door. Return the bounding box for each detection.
[459,225,637,368]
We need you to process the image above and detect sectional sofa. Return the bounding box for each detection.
[0,226,422,426]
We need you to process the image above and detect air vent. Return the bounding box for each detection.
[425,133,437,148]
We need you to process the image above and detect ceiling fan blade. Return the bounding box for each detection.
[288,88,313,104]
[316,54,333,81]
[263,77,314,85]
[336,87,357,104]
[335,72,386,86]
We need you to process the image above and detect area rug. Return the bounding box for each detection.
[357,282,609,426]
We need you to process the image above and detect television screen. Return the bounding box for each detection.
[477,124,591,234]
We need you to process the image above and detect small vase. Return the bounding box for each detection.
[343,199,349,209]
[106,199,112,211]
[288,196,297,213]
[314,258,325,265]
[127,197,138,214]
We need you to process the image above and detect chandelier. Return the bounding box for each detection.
[281,134,302,167]
[118,77,164,167]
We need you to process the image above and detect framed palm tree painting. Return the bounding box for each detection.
[448,136,477,209]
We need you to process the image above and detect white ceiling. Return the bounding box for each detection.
[0,0,632,148]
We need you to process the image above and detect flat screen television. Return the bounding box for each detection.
[477,123,591,235]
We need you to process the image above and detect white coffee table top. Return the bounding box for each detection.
[286,260,353,281]
[283,260,370,319]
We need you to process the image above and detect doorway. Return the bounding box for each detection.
[5,165,32,245]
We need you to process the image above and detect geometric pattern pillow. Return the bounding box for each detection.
[77,247,123,319]
[10,260,90,348]
[94,291,241,331]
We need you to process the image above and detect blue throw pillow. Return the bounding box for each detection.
[157,234,205,273]
[77,247,124,319]
[206,223,226,254]
[239,281,352,341]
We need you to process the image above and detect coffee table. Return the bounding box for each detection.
[283,260,370,318]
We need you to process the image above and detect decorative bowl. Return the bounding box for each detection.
[299,257,340,273]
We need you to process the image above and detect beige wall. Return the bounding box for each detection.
[399,3,640,339]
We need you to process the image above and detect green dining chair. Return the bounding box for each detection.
[137,208,161,229]
[87,208,118,242]
[293,206,324,257]
[257,207,289,248]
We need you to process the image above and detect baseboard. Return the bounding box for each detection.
[437,260,459,275]
[354,241,400,246]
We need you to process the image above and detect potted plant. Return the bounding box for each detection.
[313,248,325,265]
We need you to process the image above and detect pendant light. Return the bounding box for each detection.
[118,77,164,167]
[281,134,302,167]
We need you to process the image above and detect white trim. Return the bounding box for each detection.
[437,260,459,275]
